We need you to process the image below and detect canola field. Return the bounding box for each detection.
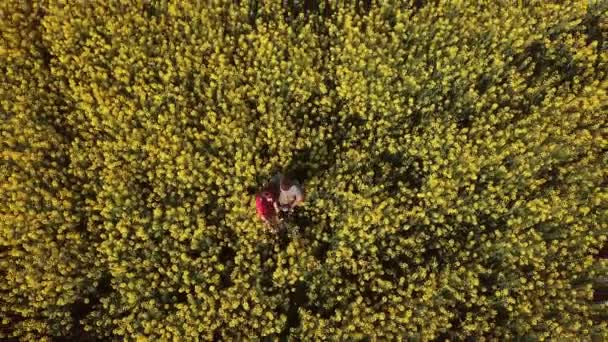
[1,0,607,340]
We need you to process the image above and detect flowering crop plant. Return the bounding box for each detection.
[1,0,607,340]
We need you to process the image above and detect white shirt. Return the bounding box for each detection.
[279,184,304,206]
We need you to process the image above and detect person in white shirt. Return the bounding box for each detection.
[271,172,305,212]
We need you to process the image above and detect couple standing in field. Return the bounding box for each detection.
[255,172,305,231]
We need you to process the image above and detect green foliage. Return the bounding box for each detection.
[1,0,607,340]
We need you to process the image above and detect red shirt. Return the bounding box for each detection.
[256,194,276,220]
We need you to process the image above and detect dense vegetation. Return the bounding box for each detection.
[1,0,607,340]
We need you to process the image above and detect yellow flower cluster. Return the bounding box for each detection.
[1,0,607,340]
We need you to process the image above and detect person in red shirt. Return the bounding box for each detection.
[255,189,280,230]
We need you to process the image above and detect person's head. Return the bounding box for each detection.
[261,191,274,200]
[279,174,293,191]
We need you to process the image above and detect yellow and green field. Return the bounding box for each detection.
[1,0,607,340]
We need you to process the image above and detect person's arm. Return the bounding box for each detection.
[290,185,305,207]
